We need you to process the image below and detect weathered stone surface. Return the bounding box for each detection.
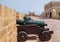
[16,12,25,20]
[0,5,17,42]
[41,1,60,19]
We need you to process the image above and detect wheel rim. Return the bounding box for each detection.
[39,31,51,41]
[19,31,28,41]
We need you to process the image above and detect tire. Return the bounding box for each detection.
[18,31,28,41]
[38,31,51,41]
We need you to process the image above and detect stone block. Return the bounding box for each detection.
[0,5,2,17]
[4,6,8,18]
[0,5,17,42]
[0,28,8,39]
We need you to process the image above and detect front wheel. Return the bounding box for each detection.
[18,31,28,41]
[38,31,51,41]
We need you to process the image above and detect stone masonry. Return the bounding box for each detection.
[0,4,17,42]
[41,1,60,19]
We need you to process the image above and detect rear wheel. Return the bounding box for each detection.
[38,31,51,41]
[18,31,28,41]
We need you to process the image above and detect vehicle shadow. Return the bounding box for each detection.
[18,36,49,42]
[18,36,37,42]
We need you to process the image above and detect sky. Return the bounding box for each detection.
[0,0,53,15]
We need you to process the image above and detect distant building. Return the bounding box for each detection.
[25,14,29,16]
[43,1,60,19]
[40,12,47,18]
[29,11,35,16]
[25,11,35,16]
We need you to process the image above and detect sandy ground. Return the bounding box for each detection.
[42,19,60,42]
[21,16,60,42]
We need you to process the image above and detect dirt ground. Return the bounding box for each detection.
[42,19,60,42]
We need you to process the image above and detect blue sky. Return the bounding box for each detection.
[0,0,52,15]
